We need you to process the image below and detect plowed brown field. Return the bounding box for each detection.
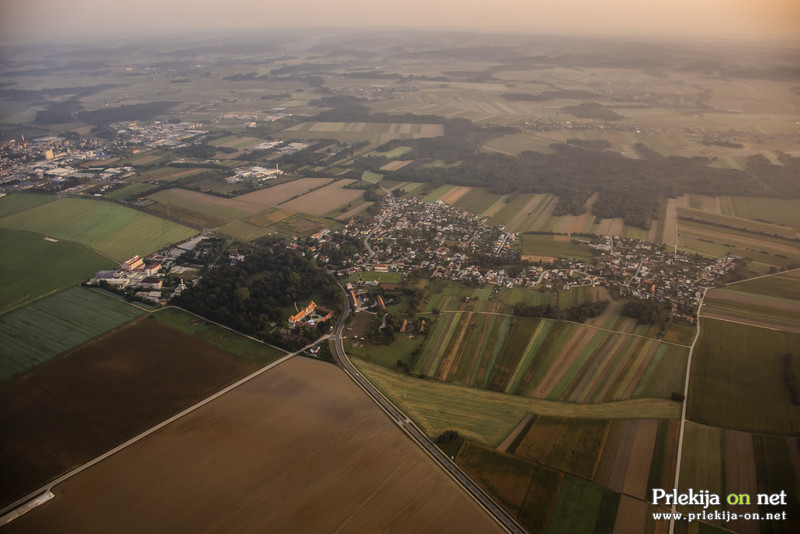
[5,358,502,534]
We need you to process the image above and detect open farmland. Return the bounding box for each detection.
[353,358,680,448]
[0,317,260,508]
[522,234,592,262]
[688,317,800,435]
[152,308,285,367]
[0,287,146,382]
[278,121,444,143]
[412,313,688,403]
[0,193,55,217]
[278,178,364,215]
[677,423,800,534]
[0,229,113,314]
[0,197,197,261]
[235,177,333,205]
[455,417,678,533]
[4,357,502,534]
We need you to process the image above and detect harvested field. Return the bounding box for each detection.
[5,357,502,534]
[438,185,472,205]
[0,287,146,382]
[662,198,679,246]
[379,160,415,171]
[246,207,293,226]
[0,318,258,507]
[279,179,363,215]
[236,177,332,206]
[148,188,262,217]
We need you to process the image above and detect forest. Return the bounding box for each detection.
[174,244,341,350]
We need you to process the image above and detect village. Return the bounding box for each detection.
[328,194,738,323]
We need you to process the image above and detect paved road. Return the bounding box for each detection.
[330,285,527,534]
[668,285,709,534]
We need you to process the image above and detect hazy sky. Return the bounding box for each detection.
[2,0,799,43]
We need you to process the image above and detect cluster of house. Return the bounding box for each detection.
[328,195,737,321]
[88,254,176,304]
[335,197,518,278]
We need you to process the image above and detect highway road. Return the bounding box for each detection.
[330,285,528,534]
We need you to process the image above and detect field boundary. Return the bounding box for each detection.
[0,320,300,526]
[423,309,692,348]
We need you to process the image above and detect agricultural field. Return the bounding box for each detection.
[0,197,197,261]
[688,317,800,435]
[235,177,333,205]
[0,317,260,507]
[666,195,800,235]
[104,182,158,201]
[702,286,800,333]
[453,416,679,534]
[367,146,413,158]
[277,121,444,144]
[353,358,680,448]
[411,312,688,403]
[153,308,286,367]
[4,357,502,534]
[0,229,114,314]
[678,423,800,534]
[278,179,364,215]
[0,287,146,383]
[522,234,593,262]
[147,188,259,220]
[266,212,340,238]
[0,193,55,217]
[676,219,800,267]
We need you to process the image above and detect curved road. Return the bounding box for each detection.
[330,286,527,534]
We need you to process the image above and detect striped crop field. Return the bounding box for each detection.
[415,313,688,403]
[0,287,146,382]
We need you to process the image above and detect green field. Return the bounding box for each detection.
[105,183,159,201]
[0,287,146,382]
[361,171,384,184]
[367,146,412,158]
[452,187,505,216]
[0,229,114,314]
[727,270,800,301]
[0,193,55,217]
[353,358,680,447]
[345,271,404,284]
[522,234,592,260]
[722,196,800,230]
[688,318,800,434]
[422,184,456,203]
[0,197,198,261]
[153,307,286,367]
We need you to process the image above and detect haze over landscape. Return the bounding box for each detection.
[2,0,800,41]
[1,1,799,533]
